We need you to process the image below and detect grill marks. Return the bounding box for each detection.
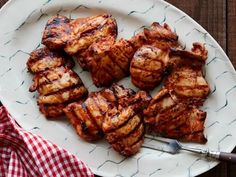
[36,69,82,96]
[27,48,87,118]
[144,43,210,143]
[30,66,80,93]
[165,43,210,106]
[65,14,117,55]
[42,14,137,87]
[130,45,170,90]
[64,88,116,141]
[129,22,178,90]
[42,15,71,50]
[129,22,179,51]
[42,14,118,60]
[37,86,87,104]
[102,87,151,156]
[112,123,144,152]
[144,88,207,143]
[85,38,135,87]
[105,114,142,143]
[27,14,212,155]
[27,47,74,74]
[64,84,151,156]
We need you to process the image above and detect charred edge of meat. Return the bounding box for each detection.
[103,92,151,133]
[37,85,88,105]
[111,122,145,156]
[119,138,144,156]
[145,108,207,143]
[144,22,178,42]
[27,47,75,74]
[34,69,83,95]
[170,42,208,63]
[105,114,143,144]
[38,103,66,119]
[111,84,135,101]
[29,66,80,92]
[42,15,71,50]
[179,131,207,144]
[64,103,104,141]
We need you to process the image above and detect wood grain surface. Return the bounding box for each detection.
[0,0,235,177]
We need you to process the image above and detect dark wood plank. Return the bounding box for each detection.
[0,0,7,7]
[227,0,236,68]
[227,0,236,175]
[165,0,227,51]
[229,150,236,177]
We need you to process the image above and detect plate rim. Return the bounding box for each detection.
[0,0,235,176]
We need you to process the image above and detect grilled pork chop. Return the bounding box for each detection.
[165,43,210,106]
[130,45,169,90]
[144,89,207,143]
[42,14,117,55]
[27,48,87,118]
[64,84,151,156]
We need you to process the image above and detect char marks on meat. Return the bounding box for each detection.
[27,47,87,118]
[64,84,151,156]
[144,43,210,143]
[130,45,169,90]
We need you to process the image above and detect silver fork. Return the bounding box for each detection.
[143,135,236,163]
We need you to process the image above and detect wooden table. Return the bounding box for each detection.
[0,0,235,176]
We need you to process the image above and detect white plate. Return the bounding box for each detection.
[0,0,236,176]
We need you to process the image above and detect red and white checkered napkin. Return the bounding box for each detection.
[0,106,94,177]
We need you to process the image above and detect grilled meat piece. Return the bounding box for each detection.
[73,50,90,70]
[63,84,134,141]
[42,15,72,50]
[64,88,116,141]
[143,22,179,49]
[39,103,66,118]
[170,42,208,62]
[27,47,74,74]
[30,66,87,100]
[144,89,207,143]
[143,43,209,143]
[111,123,145,156]
[165,43,210,106]
[85,38,135,87]
[30,66,87,118]
[130,45,170,90]
[63,83,151,156]
[65,14,117,55]
[29,66,83,94]
[129,22,178,50]
[103,88,151,156]
[27,47,87,118]
[165,66,210,106]
[42,14,117,55]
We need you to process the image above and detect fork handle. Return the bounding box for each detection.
[182,147,236,163]
[219,152,236,163]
